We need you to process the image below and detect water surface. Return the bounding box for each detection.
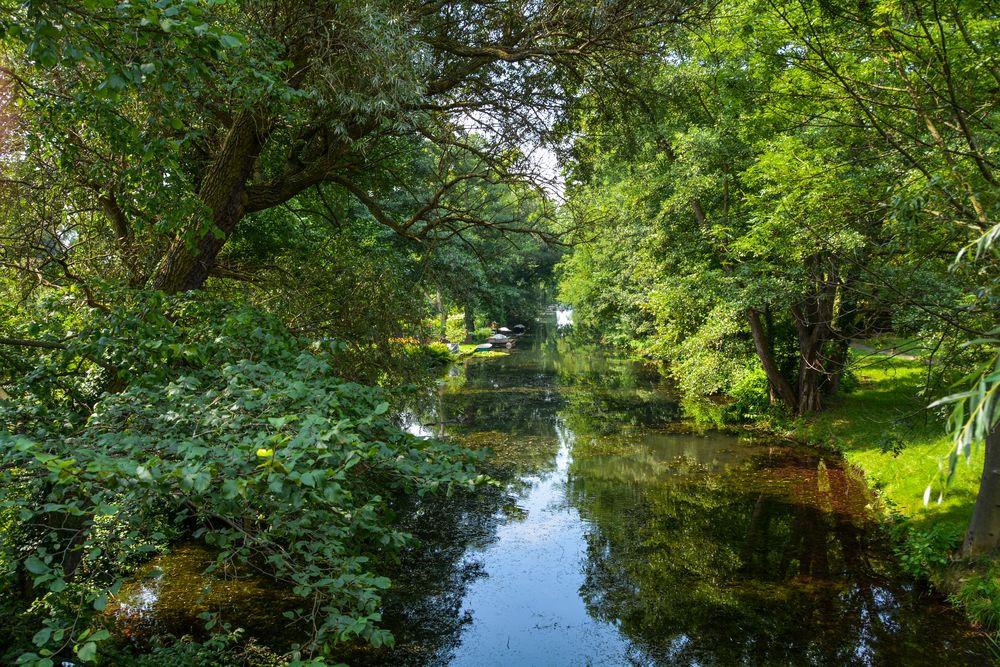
[114,317,991,665]
[380,318,989,666]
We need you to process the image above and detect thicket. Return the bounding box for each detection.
[0,293,488,665]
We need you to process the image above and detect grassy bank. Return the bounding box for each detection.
[792,347,999,630]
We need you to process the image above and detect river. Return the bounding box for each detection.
[115,314,991,665]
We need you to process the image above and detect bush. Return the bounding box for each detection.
[0,292,486,666]
[951,562,1000,631]
[107,631,289,667]
[723,365,772,422]
[889,514,961,580]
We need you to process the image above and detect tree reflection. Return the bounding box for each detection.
[568,446,986,665]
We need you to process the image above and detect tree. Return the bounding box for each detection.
[558,0,1000,555]
[1,0,691,295]
[558,1,895,415]
[755,0,1000,556]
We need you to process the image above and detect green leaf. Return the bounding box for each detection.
[32,627,52,647]
[25,556,48,575]
[37,47,58,68]
[219,33,244,49]
[374,401,389,415]
[77,641,97,662]
[222,478,239,499]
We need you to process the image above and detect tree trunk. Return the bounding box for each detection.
[825,337,850,397]
[464,306,475,343]
[747,308,797,411]
[963,424,1000,557]
[797,343,826,414]
[790,259,839,414]
[435,287,447,340]
[152,111,268,293]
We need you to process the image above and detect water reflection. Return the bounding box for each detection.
[111,544,300,650]
[112,316,990,665]
[387,316,988,665]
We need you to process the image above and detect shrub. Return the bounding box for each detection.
[889,515,961,580]
[0,292,485,666]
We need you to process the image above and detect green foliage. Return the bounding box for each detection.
[406,341,454,366]
[107,631,288,667]
[889,515,962,580]
[724,365,772,423]
[0,291,485,664]
[951,562,1000,631]
[445,314,466,343]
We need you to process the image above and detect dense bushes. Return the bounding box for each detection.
[0,292,485,666]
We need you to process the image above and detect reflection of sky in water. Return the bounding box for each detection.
[116,580,161,619]
[447,422,634,666]
[416,317,989,666]
[399,409,434,438]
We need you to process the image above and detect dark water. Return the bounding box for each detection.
[114,317,992,665]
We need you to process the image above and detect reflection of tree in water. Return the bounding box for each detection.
[340,482,513,667]
[569,447,988,666]
[561,387,680,435]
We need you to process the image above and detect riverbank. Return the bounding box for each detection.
[789,348,998,633]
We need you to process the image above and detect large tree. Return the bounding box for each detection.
[0,0,691,296]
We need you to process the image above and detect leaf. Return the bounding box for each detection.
[219,33,244,49]
[32,627,52,647]
[93,593,108,612]
[374,401,389,415]
[25,556,48,575]
[222,478,239,499]
[37,47,58,68]
[77,641,97,662]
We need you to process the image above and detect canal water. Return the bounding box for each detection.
[381,317,990,665]
[114,315,991,665]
